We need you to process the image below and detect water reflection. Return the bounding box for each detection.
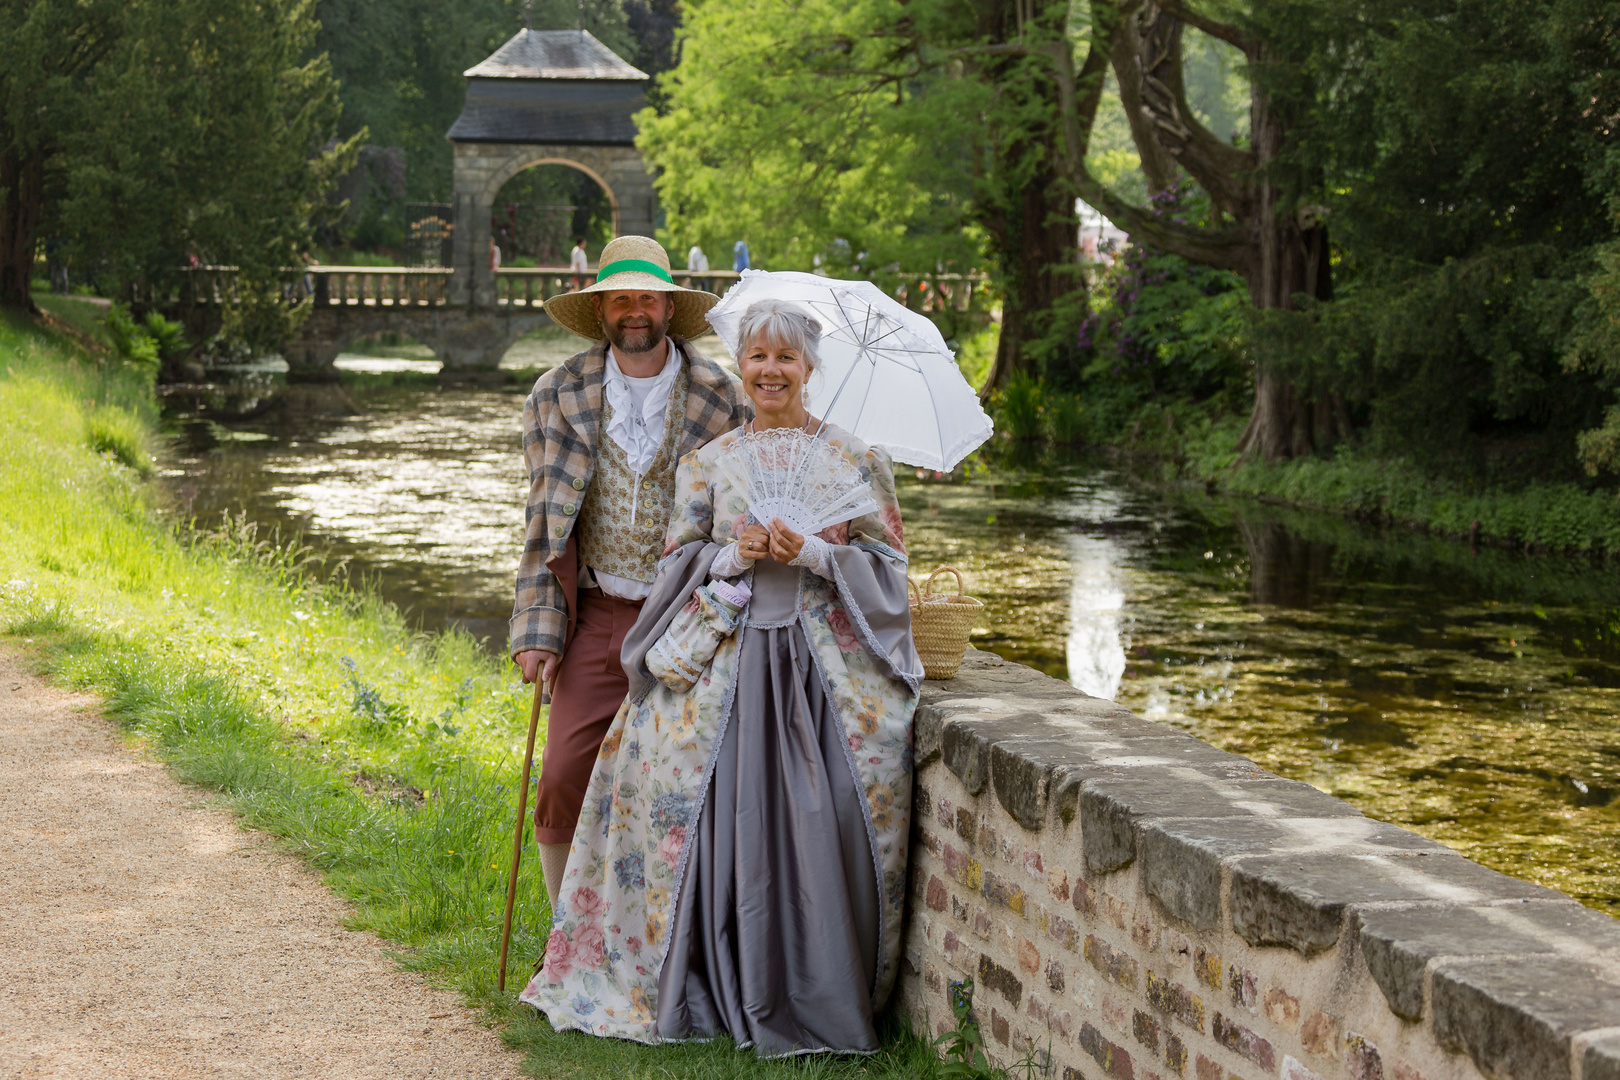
[161,378,1620,911]
[1065,536,1127,702]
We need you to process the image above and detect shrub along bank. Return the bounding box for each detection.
[0,303,943,1080]
[979,352,1620,559]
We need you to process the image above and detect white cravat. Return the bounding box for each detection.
[590,344,682,601]
[604,345,680,479]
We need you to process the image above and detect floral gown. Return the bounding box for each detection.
[518,424,921,1055]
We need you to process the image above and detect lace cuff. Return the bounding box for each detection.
[789,533,836,579]
[709,542,752,580]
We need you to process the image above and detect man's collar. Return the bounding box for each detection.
[606,340,681,386]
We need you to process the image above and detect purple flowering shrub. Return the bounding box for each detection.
[1078,184,1249,429]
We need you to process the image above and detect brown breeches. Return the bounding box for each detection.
[533,589,644,844]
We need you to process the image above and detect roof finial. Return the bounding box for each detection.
[577,0,584,31]
[523,0,532,30]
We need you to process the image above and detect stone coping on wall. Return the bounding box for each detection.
[900,649,1620,1080]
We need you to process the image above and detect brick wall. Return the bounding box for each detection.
[897,651,1620,1080]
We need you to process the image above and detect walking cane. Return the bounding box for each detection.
[498,675,548,993]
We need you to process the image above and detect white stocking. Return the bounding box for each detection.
[539,842,571,916]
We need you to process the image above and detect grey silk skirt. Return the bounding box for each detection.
[655,559,881,1056]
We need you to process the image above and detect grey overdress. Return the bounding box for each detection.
[653,557,882,1055]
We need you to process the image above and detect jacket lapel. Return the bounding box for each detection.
[556,341,608,459]
[675,337,747,453]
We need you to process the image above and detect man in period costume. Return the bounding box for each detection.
[511,235,750,910]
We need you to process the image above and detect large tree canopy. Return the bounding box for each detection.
[0,0,355,311]
[1046,0,1620,469]
[1246,0,1620,473]
[639,0,1093,384]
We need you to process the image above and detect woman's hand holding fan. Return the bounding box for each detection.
[765,519,804,563]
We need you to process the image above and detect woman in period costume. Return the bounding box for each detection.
[519,300,922,1057]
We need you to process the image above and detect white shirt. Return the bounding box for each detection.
[687,245,708,272]
[589,343,682,600]
[570,245,589,274]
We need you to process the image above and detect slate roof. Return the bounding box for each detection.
[463,29,648,81]
[448,29,649,145]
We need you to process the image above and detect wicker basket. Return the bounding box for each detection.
[908,566,984,680]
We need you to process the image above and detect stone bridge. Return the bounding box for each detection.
[153,265,741,380]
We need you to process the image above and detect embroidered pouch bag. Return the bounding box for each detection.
[646,579,751,691]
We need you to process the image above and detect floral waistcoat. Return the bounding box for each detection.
[576,361,691,584]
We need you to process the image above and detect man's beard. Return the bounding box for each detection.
[604,309,670,355]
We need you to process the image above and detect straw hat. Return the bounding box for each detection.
[543,235,720,340]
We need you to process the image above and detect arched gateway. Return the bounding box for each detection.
[181,30,666,379]
[447,29,657,309]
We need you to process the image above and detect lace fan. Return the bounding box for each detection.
[716,428,880,537]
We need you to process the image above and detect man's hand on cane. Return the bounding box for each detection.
[516,648,558,692]
[516,649,558,853]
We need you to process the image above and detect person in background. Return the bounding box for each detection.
[490,235,502,272]
[687,243,708,273]
[299,250,318,299]
[46,237,69,294]
[570,237,589,291]
[733,238,750,273]
[508,235,749,917]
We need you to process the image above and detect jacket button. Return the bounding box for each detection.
[563,503,576,515]
[552,525,565,538]
[571,477,586,490]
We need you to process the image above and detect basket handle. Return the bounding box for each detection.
[908,578,922,607]
[923,565,967,601]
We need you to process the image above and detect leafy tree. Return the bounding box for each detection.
[1017,1,1352,461]
[1258,0,1620,478]
[0,0,354,314]
[1570,230,1620,475]
[1040,0,1620,471]
[638,0,1090,386]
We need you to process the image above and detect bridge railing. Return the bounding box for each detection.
[147,266,988,317]
[152,266,455,308]
[298,267,453,307]
[494,267,744,308]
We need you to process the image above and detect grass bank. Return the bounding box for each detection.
[979,369,1620,558]
[0,301,947,1079]
[1163,407,1620,557]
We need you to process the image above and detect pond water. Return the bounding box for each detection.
[161,365,1620,912]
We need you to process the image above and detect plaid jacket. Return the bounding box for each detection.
[509,337,750,658]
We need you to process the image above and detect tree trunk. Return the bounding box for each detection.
[980,142,1081,394]
[1235,514,1338,608]
[1231,77,1349,461]
[1109,13,1179,197]
[0,143,44,313]
[1083,5,1350,461]
[976,0,1086,397]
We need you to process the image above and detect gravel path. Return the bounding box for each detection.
[0,648,521,1079]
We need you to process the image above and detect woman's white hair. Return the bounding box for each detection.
[736,299,821,373]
